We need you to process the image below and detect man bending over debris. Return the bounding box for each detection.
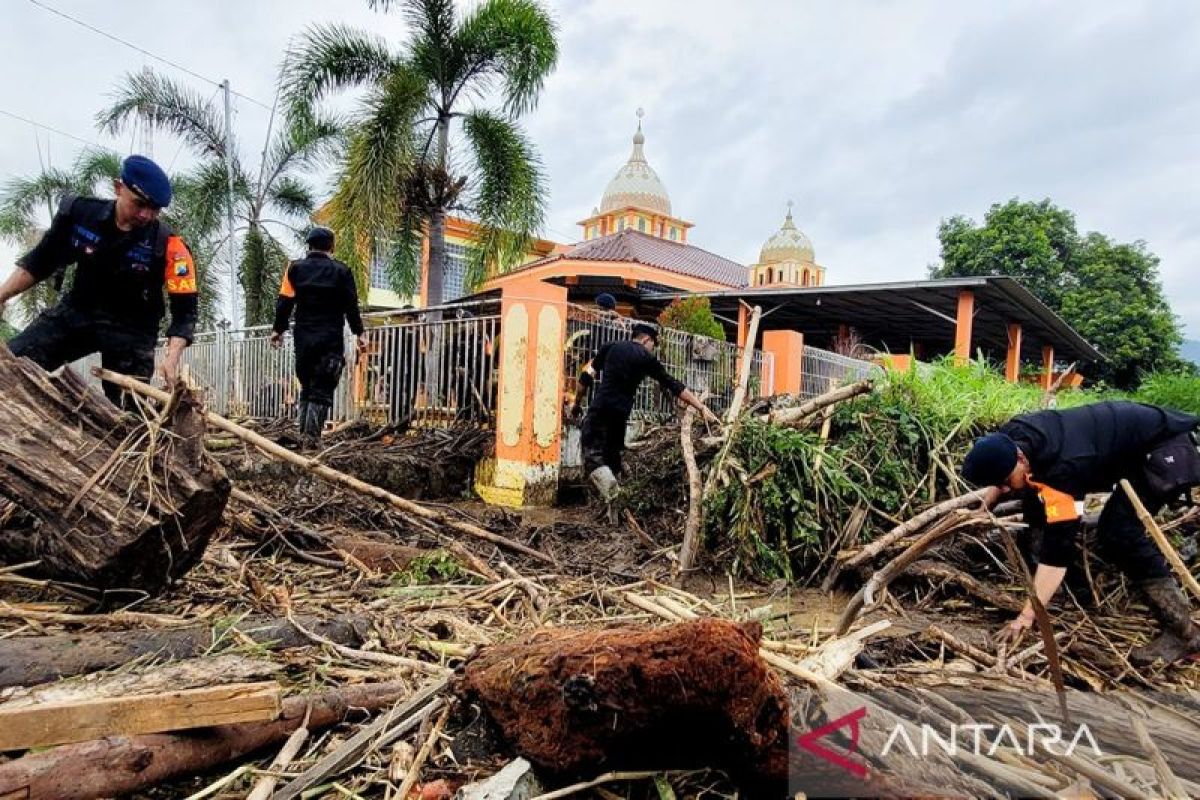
[571,323,719,510]
[270,226,365,445]
[962,400,1200,664]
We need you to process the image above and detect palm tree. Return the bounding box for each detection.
[282,0,557,307]
[0,148,221,327]
[97,68,340,326]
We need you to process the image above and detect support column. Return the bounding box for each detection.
[1041,345,1055,391]
[954,289,974,365]
[475,276,568,507]
[761,330,803,397]
[1005,323,1022,383]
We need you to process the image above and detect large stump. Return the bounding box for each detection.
[0,347,229,595]
[456,619,791,789]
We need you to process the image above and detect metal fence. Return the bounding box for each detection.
[800,345,881,399]
[71,302,502,429]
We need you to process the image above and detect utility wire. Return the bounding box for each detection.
[0,107,103,148]
[27,0,273,111]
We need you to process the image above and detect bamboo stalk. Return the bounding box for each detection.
[1119,479,1200,600]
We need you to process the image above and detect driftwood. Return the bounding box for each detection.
[0,680,410,800]
[0,612,367,687]
[769,379,874,427]
[835,511,989,634]
[676,405,704,572]
[838,488,989,569]
[98,368,553,567]
[0,348,229,594]
[904,559,1024,613]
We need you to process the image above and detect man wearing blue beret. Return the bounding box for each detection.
[962,401,1200,663]
[0,154,198,404]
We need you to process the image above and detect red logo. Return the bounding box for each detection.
[796,706,868,777]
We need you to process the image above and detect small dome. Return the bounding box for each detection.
[599,116,672,216]
[759,206,814,264]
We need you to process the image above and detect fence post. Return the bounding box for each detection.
[475,276,568,507]
[762,330,803,396]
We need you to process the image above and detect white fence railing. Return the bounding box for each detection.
[800,346,881,399]
[73,303,502,429]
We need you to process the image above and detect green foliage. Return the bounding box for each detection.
[0,318,17,342]
[1134,372,1200,415]
[931,198,1184,389]
[706,358,1108,580]
[283,0,558,305]
[657,296,726,341]
[391,550,471,585]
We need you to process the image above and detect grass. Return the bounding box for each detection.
[1134,371,1200,416]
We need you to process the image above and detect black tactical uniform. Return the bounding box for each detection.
[579,338,685,475]
[272,249,364,437]
[1001,401,1198,580]
[8,195,198,404]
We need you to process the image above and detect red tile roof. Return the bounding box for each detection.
[508,229,747,288]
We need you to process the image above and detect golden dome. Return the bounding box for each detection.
[759,206,814,264]
[599,112,672,216]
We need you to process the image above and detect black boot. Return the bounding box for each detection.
[1130,577,1200,665]
[296,401,312,435]
[310,402,332,439]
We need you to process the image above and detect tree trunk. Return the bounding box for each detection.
[0,613,367,688]
[0,348,229,596]
[0,680,411,800]
[457,619,792,791]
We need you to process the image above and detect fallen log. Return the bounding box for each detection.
[0,612,367,688]
[676,404,704,573]
[98,368,554,567]
[0,348,229,595]
[0,680,410,800]
[457,618,791,789]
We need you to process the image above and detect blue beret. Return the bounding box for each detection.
[961,432,1019,487]
[596,293,617,310]
[120,155,171,208]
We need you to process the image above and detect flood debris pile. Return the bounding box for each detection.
[1,354,1198,798]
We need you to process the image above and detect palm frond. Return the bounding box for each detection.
[73,148,123,190]
[460,109,545,289]
[260,111,344,195]
[451,0,558,116]
[97,68,230,160]
[239,224,292,326]
[268,176,316,219]
[282,24,399,118]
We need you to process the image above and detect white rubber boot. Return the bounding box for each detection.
[588,466,620,501]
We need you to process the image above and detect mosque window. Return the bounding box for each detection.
[767,267,774,283]
[618,219,626,231]
[802,269,809,287]
[638,218,646,232]
[669,227,678,241]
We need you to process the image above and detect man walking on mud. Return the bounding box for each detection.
[571,323,719,516]
[961,400,1200,664]
[271,226,365,445]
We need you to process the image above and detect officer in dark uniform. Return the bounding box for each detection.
[962,400,1200,664]
[0,155,198,404]
[570,323,718,510]
[270,226,365,443]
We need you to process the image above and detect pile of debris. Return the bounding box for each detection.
[1,348,1199,799]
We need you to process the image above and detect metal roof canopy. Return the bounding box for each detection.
[643,276,1103,364]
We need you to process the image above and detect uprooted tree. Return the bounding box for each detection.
[0,347,229,595]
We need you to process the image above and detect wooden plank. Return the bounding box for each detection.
[0,682,280,751]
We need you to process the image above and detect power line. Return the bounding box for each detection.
[0,107,104,148]
[27,0,272,111]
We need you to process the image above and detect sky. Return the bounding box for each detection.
[1,0,1197,337]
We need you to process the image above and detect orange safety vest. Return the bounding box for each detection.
[1027,479,1080,524]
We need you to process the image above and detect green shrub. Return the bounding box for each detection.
[657,296,725,341]
[1134,372,1200,415]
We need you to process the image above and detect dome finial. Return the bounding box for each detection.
[633,107,645,146]
[782,200,797,229]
